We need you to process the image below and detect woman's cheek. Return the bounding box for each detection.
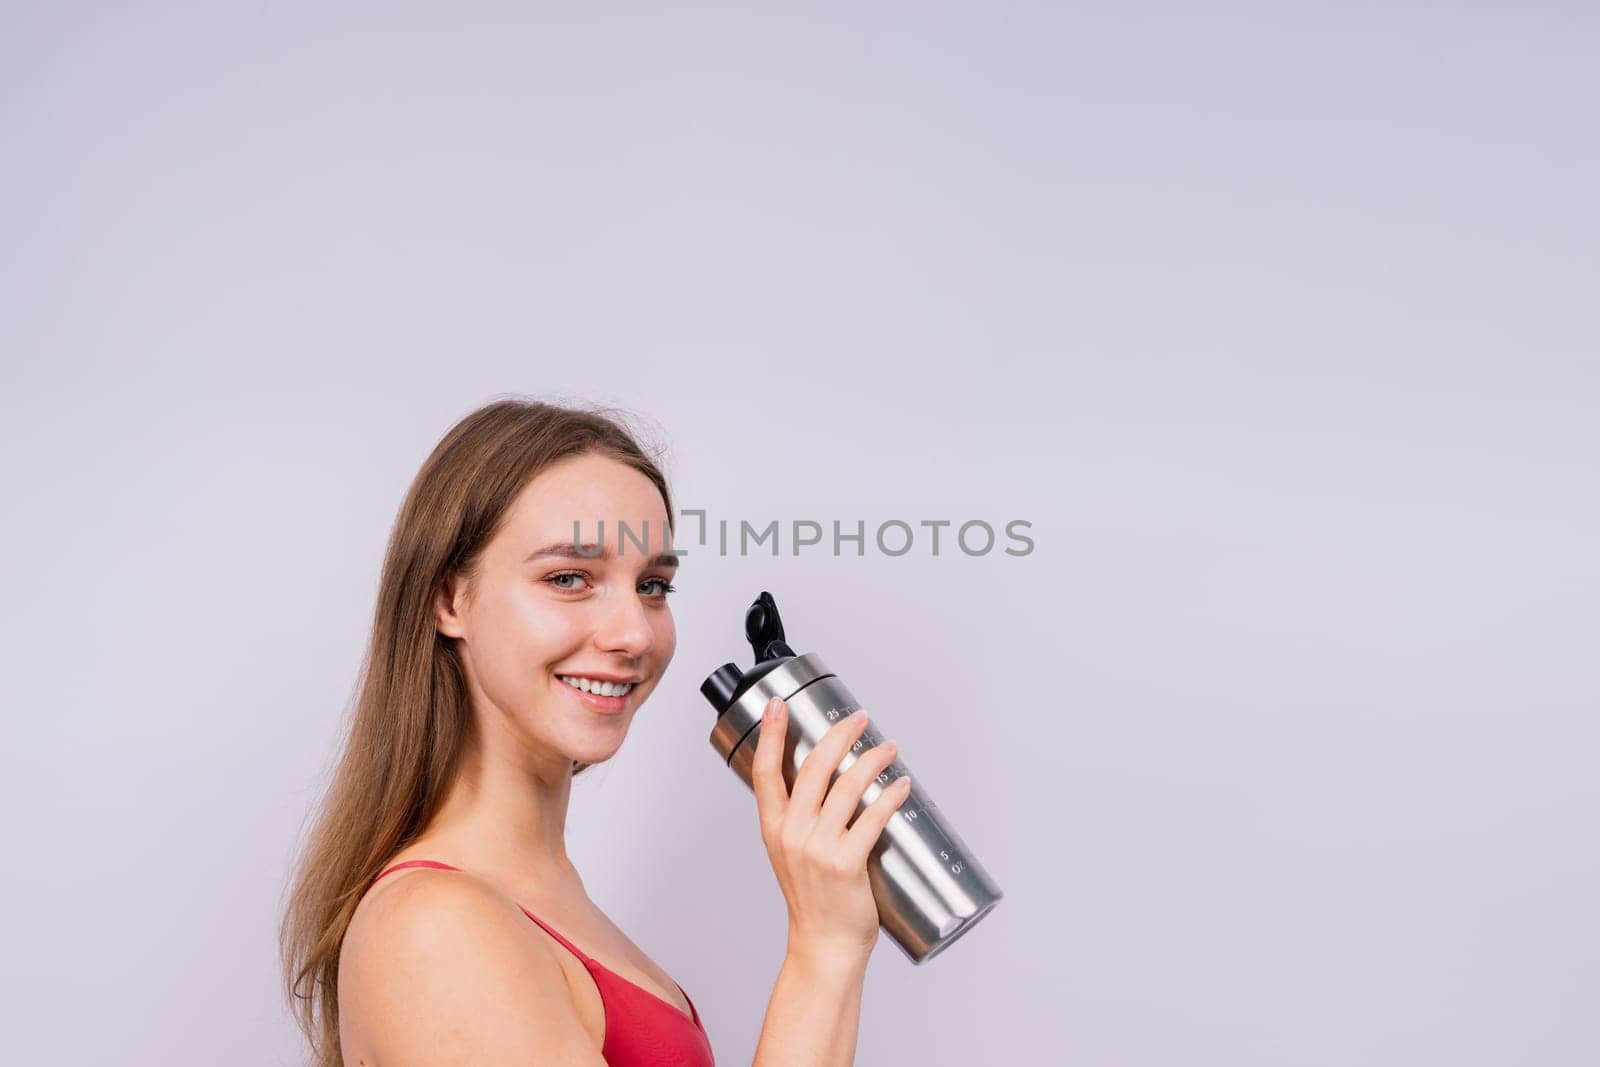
[655,615,678,660]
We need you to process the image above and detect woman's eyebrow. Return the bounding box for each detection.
[523,541,681,569]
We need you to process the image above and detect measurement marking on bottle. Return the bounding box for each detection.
[824,704,861,724]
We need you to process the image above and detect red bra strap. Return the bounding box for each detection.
[517,906,591,963]
[368,858,463,888]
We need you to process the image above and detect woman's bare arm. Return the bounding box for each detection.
[753,942,871,1066]
[339,871,606,1066]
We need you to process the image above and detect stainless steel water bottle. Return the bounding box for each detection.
[701,591,1003,964]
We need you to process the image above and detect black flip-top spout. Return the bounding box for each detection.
[700,591,799,718]
[746,590,796,662]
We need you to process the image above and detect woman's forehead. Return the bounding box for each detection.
[504,456,670,545]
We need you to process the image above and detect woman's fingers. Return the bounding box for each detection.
[814,737,901,838]
[841,773,914,867]
[752,700,905,960]
[751,697,791,843]
[786,710,872,820]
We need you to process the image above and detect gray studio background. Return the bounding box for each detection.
[2,4,1595,1065]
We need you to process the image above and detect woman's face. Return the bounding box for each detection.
[434,452,679,769]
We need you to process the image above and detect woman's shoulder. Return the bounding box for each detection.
[338,860,600,1062]
[348,859,515,944]
[341,860,537,999]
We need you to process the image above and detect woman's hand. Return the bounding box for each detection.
[752,696,913,965]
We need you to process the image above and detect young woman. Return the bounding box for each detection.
[280,399,913,1066]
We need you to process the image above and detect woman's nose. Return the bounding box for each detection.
[593,586,654,656]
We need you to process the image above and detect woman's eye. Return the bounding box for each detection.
[545,573,674,597]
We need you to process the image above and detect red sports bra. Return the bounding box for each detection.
[367,859,716,1066]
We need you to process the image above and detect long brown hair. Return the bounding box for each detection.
[279,397,675,1066]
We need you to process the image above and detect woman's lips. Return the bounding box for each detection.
[558,679,630,714]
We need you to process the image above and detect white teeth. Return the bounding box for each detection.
[559,675,634,697]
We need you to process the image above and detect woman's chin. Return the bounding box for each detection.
[569,728,629,765]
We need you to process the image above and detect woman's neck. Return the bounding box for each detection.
[417,730,586,893]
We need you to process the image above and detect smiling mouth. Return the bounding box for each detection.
[556,674,637,698]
